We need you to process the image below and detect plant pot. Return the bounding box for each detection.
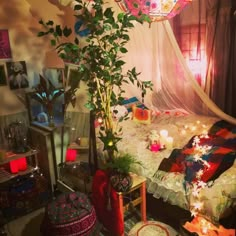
[110,172,133,192]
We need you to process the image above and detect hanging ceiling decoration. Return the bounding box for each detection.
[115,0,192,22]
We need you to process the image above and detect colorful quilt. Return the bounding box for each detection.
[158,120,236,184]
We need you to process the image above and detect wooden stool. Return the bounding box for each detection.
[116,174,147,236]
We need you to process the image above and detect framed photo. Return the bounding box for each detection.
[44,68,64,89]
[6,61,29,90]
[0,29,12,59]
[66,64,80,88]
[0,64,7,86]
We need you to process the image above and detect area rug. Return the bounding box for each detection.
[128,220,179,236]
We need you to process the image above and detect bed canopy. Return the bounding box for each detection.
[58,0,236,125]
[112,0,236,125]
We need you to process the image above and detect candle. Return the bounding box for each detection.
[166,137,173,149]
[160,129,168,137]
[160,129,168,146]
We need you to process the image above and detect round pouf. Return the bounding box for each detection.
[128,221,179,236]
[40,191,100,236]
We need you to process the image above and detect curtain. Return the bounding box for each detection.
[58,0,236,124]
[205,0,236,118]
[117,1,236,124]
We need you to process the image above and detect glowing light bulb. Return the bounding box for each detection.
[108,141,113,146]
[98,117,103,123]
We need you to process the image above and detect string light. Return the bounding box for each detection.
[189,133,212,218]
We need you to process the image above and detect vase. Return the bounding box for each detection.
[45,104,55,127]
[110,172,133,192]
[47,114,55,127]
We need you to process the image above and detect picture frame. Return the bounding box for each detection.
[66,64,80,88]
[44,68,64,89]
[0,64,7,86]
[0,29,12,60]
[6,60,29,90]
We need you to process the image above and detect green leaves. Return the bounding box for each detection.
[120,47,128,53]
[32,74,64,109]
[37,0,152,160]
[105,153,143,174]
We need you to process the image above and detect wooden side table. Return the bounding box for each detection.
[116,174,147,236]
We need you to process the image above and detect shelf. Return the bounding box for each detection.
[0,165,39,184]
[68,142,89,150]
[0,149,38,165]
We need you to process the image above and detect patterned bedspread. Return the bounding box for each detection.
[108,114,236,223]
[158,121,236,184]
[149,120,236,223]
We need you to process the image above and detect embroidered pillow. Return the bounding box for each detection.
[132,105,151,125]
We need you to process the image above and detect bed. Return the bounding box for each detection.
[111,110,236,225]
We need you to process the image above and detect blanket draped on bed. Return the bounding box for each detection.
[158,120,236,184]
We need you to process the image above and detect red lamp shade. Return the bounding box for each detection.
[66,149,77,162]
[10,160,19,174]
[17,157,27,171]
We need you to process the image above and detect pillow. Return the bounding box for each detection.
[132,105,151,125]
[111,105,128,120]
[122,97,145,112]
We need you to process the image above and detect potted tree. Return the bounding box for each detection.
[38,0,152,164]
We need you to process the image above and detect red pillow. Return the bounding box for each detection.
[132,105,151,124]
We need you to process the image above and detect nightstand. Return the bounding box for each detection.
[116,174,146,235]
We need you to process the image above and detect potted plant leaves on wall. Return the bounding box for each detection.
[38,0,152,183]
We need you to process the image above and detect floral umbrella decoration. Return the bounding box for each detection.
[116,0,192,23]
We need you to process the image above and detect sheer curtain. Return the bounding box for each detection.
[113,1,236,124]
[58,0,236,124]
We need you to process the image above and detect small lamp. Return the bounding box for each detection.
[17,157,27,171]
[9,160,19,174]
[65,149,77,162]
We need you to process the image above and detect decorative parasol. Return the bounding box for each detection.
[115,0,192,22]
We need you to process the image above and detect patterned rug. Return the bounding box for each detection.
[128,220,179,236]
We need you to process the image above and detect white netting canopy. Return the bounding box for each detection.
[59,0,236,125]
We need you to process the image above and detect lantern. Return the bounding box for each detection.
[10,160,19,174]
[65,149,77,162]
[17,157,27,171]
[116,0,192,23]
